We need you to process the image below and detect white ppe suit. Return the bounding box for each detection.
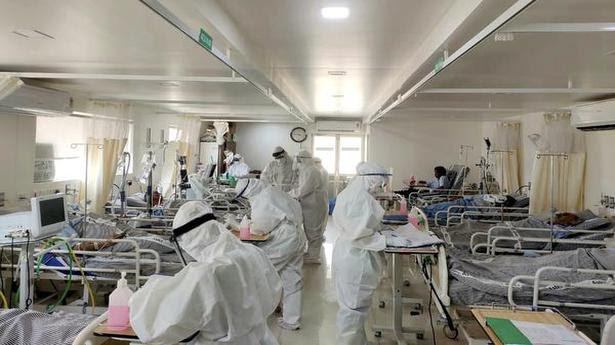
[130,201,282,345]
[261,147,296,192]
[235,178,307,330]
[313,158,330,231]
[228,154,250,178]
[332,162,389,345]
[290,151,327,262]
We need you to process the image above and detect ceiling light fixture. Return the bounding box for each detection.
[321,7,349,20]
[332,94,344,98]
[328,70,347,76]
[159,81,180,87]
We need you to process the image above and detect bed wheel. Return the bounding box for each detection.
[378,301,386,308]
[416,332,424,340]
[374,331,382,338]
[443,325,459,339]
[404,280,410,287]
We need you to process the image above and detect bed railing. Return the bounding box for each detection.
[434,205,529,228]
[471,226,614,255]
[508,266,615,311]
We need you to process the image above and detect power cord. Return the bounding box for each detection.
[428,271,437,345]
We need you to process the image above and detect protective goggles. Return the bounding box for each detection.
[272,150,285,158]
[171,213,217,239]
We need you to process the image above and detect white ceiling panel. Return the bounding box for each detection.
[391,0,615,120]
[210,0,463,117]
[0,0,295,121]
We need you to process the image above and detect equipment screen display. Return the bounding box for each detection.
[39,198,66,227]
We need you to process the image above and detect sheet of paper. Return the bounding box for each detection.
[382,223,443,248]
[511,320,588,345]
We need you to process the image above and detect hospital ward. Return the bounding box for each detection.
[2,1,615,345]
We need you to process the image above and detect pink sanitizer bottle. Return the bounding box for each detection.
[107,271,133,329]
[239,215,251,240]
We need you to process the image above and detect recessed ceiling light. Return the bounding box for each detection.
[321,7,349,20]
[12,29,54,39]
[328,70,347,76]
[160,81,180,87]
[332,94,344,98]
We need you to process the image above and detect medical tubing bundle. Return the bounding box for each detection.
[35,237,96,313]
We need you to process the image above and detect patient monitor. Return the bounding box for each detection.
[0,194,68,239]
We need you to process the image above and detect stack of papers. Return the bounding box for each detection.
[486,317,588,345]
[381,223,443,248]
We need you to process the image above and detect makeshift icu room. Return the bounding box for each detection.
[1,1,615,344]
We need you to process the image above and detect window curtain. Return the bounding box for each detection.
[159,116,202,199]
[81,101,132,214]
[493,122,521,194]
[529,112,586,214]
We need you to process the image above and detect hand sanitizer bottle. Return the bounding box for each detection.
[239,215,251,240]
[107,272,133,329]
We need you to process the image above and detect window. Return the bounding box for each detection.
[116,123,134,175]
[313,135,336,173]
[313,134,364,176]
[168,126,182,142]
[35,116,85,182]
[339,136,362,175]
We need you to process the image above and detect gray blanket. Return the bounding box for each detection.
[0,309,95,345]
[448,248,615,309]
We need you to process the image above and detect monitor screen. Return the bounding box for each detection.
[39,197,66,227]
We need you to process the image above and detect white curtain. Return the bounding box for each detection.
[81,101,132,214]
[529,113,586,214]
[159,116,202,199]
[493,122,521,194]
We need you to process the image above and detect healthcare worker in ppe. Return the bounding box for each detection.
[227,154,251,178]
[290,150,327,264]
[235,178,307,330]
[262,146,296,192]
[332,162,390,345]
[313,157,330,229]
[130,201,282,345]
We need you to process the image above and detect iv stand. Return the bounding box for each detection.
[71,142,104,238]
[491,150,514,194]
[459,145,474,195]
[144,128,167,216]
[536,152,569,252]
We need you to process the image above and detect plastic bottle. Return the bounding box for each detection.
[399,198,408,215]
[107,272,133,329]
[239,215,251,240]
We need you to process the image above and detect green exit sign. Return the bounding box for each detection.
[199,28,213,50]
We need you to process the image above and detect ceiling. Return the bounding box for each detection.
[0,0,298,122]
[162,0,480,118]
[385,0,615,121]
[2,1,613,123]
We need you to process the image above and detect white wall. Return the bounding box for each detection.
[0,114,36,208]
[368,118,484,189]
[234,123,307,171]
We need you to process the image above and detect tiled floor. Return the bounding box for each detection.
[271,218,466,345]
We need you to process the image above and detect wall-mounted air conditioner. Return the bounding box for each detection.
[0,77,72,117]
[316,120,361,133]
[571,100,615,131]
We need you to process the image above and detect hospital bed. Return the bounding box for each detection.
[469,213,613,255]
[409,206,615,339]
[409,165,473,206]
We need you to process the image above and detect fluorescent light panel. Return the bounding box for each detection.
[321,7,349,19]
